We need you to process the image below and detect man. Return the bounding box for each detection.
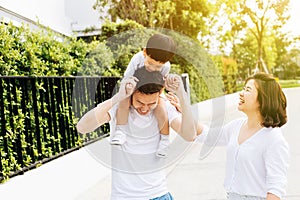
[76,67,196,199]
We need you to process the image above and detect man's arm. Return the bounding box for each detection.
[266,193,280,200]
[166,89,205,139]
[76,95,119,134]
[166,74,200,141]
[76,76,138,134]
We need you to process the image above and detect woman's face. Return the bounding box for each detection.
[238,79,260,114]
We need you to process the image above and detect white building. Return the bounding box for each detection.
[0,0,107,37]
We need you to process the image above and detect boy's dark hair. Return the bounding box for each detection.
[133,67,164,94]
[245,73,287,128]
[145,34,176,63]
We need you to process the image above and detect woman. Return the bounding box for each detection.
[168,73,290,200]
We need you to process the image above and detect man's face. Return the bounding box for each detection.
[131,91,160,115]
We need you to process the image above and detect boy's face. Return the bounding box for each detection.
[143,50,164,72]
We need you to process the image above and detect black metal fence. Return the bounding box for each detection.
[0,76,119,182]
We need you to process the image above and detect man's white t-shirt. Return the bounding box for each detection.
[108,100,180,200]
[124,51,170,77]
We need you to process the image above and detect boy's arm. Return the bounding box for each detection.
[154,98,169,135]
[116,81,136,125]
[160,61,171,77]
[124,52,143,77]
[76,76,138,134]
[166,74,203,141]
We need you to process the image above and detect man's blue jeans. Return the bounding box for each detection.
[150,192,174,200]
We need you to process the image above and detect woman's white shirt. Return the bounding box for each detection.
[197,118,290,198]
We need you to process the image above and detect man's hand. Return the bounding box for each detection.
[166,92,181,113]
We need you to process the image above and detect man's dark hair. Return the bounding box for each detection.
[145,33,176,63]
[133,67,164,94]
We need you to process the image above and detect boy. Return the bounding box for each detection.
[110,33,176,158]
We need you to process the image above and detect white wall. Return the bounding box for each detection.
[0,0,104,36]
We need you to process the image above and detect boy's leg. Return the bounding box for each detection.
[111,98,130,145]
[154,98,169,157]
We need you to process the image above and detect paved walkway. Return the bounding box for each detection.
[0,88,299,200]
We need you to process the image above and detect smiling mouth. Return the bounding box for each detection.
[239,98,245,104]
[139,109,148,114]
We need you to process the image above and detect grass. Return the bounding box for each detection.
[278,80,300,88]
[236,79,300,91]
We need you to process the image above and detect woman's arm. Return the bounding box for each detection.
[265,138,290,200]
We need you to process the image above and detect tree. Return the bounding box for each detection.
[165,0,210,38]
[273,31,290,75]
[234,33,257,78]
[226,0,290,73]
[198,0,247,56]
[201,0,291,74]
[93,0,210,39]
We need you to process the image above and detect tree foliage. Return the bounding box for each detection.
[208,0,290,73]
[240,0,290,72]
[0,22,88,76]
[234,33,257,78]
[97,20,154,76]
[93,0,210,38]
[0,21,120,77]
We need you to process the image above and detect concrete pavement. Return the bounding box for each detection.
[0,88,299,200]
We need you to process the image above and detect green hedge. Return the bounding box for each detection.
[0,22,117,182]
[0,22,86,76]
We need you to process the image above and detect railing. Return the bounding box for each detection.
[0,76,119,182]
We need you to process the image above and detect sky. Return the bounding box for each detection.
[283,0,300,36]
[0,0,102,36]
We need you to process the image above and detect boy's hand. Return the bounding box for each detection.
[118,76,139,100]
[165,74,183,94]
[125,81,135,95]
